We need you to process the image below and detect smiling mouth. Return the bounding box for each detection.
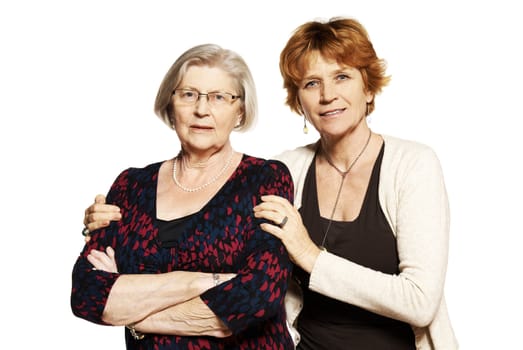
[320,108,345,117]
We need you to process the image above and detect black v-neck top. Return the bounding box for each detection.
[295,145,415,350]
[157,213,196,248]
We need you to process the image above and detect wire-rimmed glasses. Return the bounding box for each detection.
[173,88,241,107]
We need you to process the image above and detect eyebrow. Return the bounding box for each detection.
[302,67,352,81]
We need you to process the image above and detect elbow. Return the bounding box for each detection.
[101,308,126,326]
[71,292,109,326]
[398,268,446,327]
[101,313,116,326]
[228,299,285,335]
[71,303,85,321]
[70,291,87,321]
[403,294,440,328]
[408,309,435,328]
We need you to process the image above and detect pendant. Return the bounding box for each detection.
[319,246,327,252]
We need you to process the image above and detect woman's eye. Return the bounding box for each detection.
[304,80,319,89]
[336,74,350,81]
[213,93,226,101]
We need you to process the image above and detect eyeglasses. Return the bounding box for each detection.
[173,88,241,107]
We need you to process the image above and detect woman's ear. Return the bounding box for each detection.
[236,113,244,128]
[366,92,374,104]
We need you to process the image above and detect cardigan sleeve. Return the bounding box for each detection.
[200,160,294,334]
[70,169,130,325]
[308,145,450,328]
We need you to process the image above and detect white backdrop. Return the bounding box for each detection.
[1,1,521,348]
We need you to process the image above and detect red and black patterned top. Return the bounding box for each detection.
[71,155,294,349]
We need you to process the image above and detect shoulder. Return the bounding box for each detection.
[381,134,444,180]
[240,154,291,177]
[106,161,163,205]
[110,161,163,188]
[382,134,441,164]
[126,161,163,175]
[120,161,163,178]
[271,142,318,175]
[238,155,294,200]
[382,134,435,154]
[272,142,317,164]
[271,142,317,183]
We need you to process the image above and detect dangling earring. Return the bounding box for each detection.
[303,116,309,134]
[297,100,308,134]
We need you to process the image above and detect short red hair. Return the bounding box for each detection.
[280,17,390,116]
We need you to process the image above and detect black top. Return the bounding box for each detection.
[157,213,196,248]
[295,145,415,350]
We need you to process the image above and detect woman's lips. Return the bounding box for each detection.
[320,108,345,117]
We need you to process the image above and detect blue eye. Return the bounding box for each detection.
[304,80,320,89]
[336,74,350,81]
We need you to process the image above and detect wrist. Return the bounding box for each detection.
[294,243,321,273]
[188,272,216,294]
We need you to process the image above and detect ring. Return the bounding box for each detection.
[278,216,288,228]
[81,227,90,237]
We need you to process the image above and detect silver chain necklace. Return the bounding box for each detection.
[172,150,234,192]
[319,129,372,251]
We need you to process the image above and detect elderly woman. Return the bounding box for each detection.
[71,44,294,349]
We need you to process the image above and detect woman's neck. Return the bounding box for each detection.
[320,127,373,170]
[180,145,232,169]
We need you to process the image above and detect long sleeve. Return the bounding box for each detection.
[70,169,130,325]
[71,159,295,348]
[201,160,294,334]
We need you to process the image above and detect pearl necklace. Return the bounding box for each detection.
[319,129,372,251]
[172,150,234,192]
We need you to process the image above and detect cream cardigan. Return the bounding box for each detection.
[273,134,458,350]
